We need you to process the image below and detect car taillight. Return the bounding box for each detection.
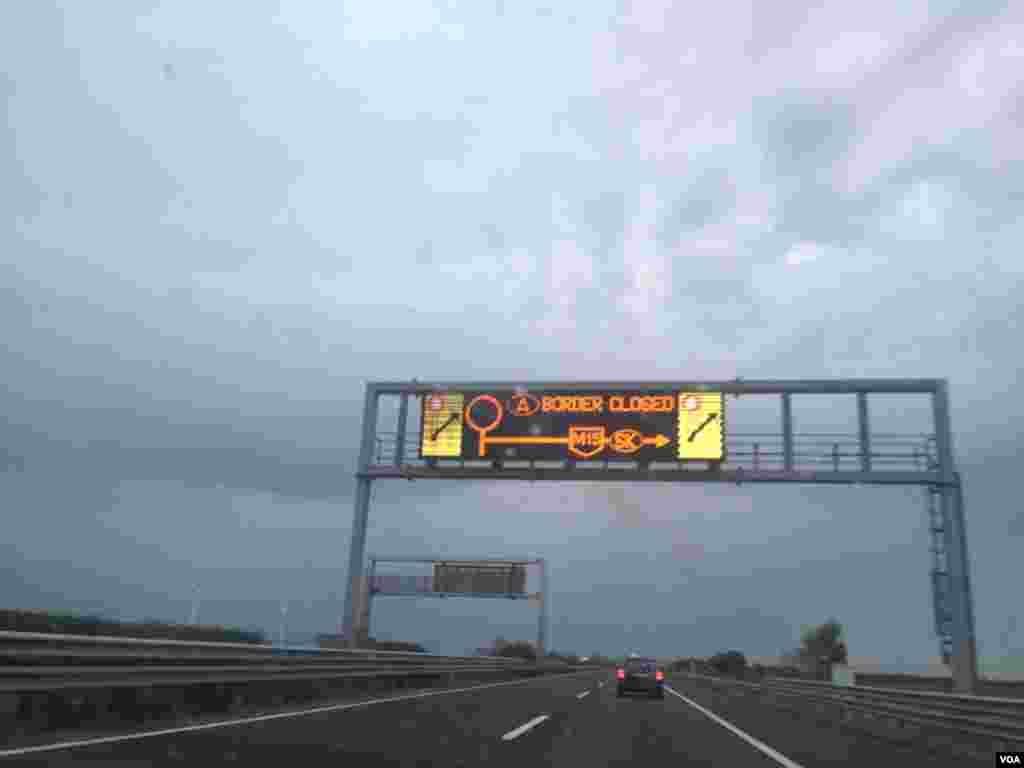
[616,669,625,680]
[655,670,664,681]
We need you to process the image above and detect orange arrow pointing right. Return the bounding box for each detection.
[484,436,569,445]
[642,434,671,448]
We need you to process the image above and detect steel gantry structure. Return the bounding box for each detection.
[342,378,977,692]
[358,556,549,656]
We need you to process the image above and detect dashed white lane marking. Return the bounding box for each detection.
[501,714,551,741]
[664,685,807,768]
[0,673,592,759]
[576,690,591,699]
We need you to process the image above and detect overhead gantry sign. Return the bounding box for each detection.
[419,389,724,462]
[342,378,978,696]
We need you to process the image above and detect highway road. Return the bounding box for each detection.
[0,671,977,766]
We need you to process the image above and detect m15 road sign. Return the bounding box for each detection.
[419,390,725,462]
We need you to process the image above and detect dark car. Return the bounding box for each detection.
[616,657,664,699]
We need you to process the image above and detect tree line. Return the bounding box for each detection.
[667,619,849,680]
[463,619,848,675]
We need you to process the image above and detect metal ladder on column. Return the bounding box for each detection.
[922,437,954,664]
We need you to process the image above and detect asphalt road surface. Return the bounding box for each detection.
[0,672,976,766]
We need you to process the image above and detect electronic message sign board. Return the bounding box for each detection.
[419,390,725,462]
[432,562,527,596]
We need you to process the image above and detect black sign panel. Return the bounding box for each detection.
[419,389,726,462]
[433,563,527,595]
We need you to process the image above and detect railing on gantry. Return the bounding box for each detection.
[369,431,937,473]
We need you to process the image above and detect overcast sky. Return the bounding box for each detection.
[3,1,1022,671]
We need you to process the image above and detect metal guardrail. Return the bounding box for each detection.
[0,631,592,694]
[845,670,1024,699]
[679,672,1024,747]
[0,630,529,659]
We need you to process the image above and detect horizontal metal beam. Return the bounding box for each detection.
[370,556,540,564]
[370,591,534,600]
[369,379,941,396]
[362,466,946,486]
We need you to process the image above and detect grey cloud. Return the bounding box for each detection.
[3,0,1022,665]
[754,95,856,176]
[579,188,631,279]
[6,67,299,268]
[659,185,733,243]
[743,96,870,247]
[657,173,735,243]
[415,240,435,266]
[482,222,505,250]
[2,404,358,502]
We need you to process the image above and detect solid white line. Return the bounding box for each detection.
[664,685,806,768]
[501,714,550,741]
[0,673,589,759]
[576,690,590,699]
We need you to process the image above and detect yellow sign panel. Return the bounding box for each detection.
[420,392,465,457]
[676,392,724,461]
